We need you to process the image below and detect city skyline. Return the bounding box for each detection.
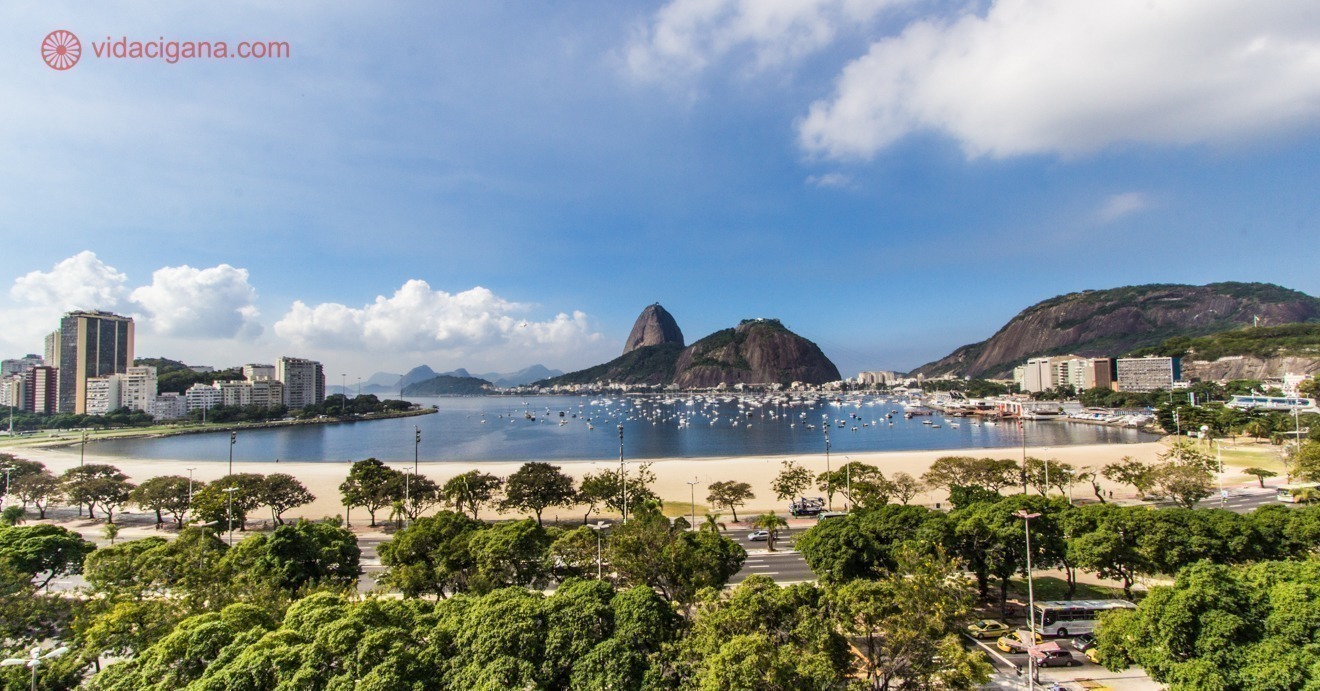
[4,2,1320,378]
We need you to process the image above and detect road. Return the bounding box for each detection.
[967,634,1161,690]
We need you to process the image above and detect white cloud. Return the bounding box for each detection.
[799,0,1320,159]
[1095,192,1151,224]
[273,280,603,360]
[129,264,262,339]
[626,0,906,79]
[10,251,128,312]
[805,172,853,188]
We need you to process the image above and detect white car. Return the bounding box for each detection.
[747,530,770,541]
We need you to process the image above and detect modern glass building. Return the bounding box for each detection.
[57,311,135,414]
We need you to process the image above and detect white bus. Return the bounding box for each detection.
[1031,599,1136,637]
[1277,482,1320,504]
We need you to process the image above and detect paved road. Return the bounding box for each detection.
[968,634,1161,690]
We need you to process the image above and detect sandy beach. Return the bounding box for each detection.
[11,438,1249,524]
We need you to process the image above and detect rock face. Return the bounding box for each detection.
[912,282,1320,379]
[623,304,684,355]
[1182,356,1320,381]
[672,319,840,388]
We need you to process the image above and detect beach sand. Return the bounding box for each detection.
[13,438,1235,524]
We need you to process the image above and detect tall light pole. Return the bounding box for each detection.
[414,426,420,476]
[228,431,236,477]
[186,467,196,523]
[824,426,832,511]
[0,464,13,511]
[618,424,627,523]
[589,521,608,579]
[686,477,699,531]
[1,645,68,691]
[1014,510,1041,689]
[223,486,239,546]
[844,456,852,511]
[80,430,88,468]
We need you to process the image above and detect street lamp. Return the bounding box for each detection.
[588,521,608,579]
[1,645,68,691]
[824,426,832,511]
[1014,510,1041,689]
[686,477,699,531]
[0,464,13,511]
[228,431,237,476]
[223,486,239,546]
[186,467,197,523]
[618,424,627,524]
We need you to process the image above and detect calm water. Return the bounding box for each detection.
[80,394,1158,464]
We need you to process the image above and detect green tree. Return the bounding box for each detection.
[377,510,483,597]
[830,546,992,690]
[440,470,503,520]
[260,473,315,525]
[1102,456,1157,498]
[468,518,553,591]
[223,519,361,593]
[60,464,131,519]
[750,512,788,552]
[770,459,814,502]
[191,473,265,531]
[547,525,603,581]
[1150,463,1214,508]
[1024,457,1075,496]
[130,475,193,527]
[399,473,440,520]
[706,480,755,522]
[0,524,95,590]
[10,471,61,519]
[1068,504,1150,599]
[889,471,924,505]
[607,503,745,603]
[339,458,402,527]
[819,461,893,509]
[0,505,25,526]
[1243,466,1279,488]
[577,464,659,524]
[501,462,577,526]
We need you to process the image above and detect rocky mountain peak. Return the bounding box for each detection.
[623,303,685,355]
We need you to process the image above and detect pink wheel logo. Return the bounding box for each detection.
[42,30,81,70]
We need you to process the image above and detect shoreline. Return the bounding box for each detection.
[16,439,1223,522]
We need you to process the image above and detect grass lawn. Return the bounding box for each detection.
[1004,575,1128,602]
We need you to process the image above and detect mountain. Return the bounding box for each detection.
[402,374,493,396]
[475,364,565,388]
[623,303,684,354]
[364,371,403,388]
[911,282,1320,379]
[672,319,840,388]
[401,365,440,388]
[540,313,840,388]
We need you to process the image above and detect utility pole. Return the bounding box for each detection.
[824,426,832,511]
[618,424,627,523]
[228,431,236,476]
[686,477,699,530]
[186,467,196,522]
[1015,510,1041,690]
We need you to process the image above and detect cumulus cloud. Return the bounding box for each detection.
[129,264,262,339]
[1095,192,1151,224]
[273,280,603,358]
[10,251,128,311]
[626,0,906,78]
[799,0,1320,159]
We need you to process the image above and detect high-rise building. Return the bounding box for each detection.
[153,392,187,420]
[185,383,222,412]
[277,356,325,409]
[57,311,135,414]
[84,377,122,415]
[23,366,58,414]
[242,364,276,381]
[1,354,43,378]
[44,332,61,369]
[0,376,22,410]
[119,366,158,413]
[1116,356,1181,393]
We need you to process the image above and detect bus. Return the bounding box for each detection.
[1277,482,1320,504]
[1030,600,1136,637]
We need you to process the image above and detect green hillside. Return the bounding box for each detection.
[1129,322,1320,360]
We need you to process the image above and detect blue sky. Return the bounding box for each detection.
[3,1,1319,380]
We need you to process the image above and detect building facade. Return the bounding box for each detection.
[23,366,58,414]
[57,311,135,414]
[242,364,276,381]
[277,356,325,409]
[1116,356,1181,393]
[185,383,223,412]
[153,392,188,420]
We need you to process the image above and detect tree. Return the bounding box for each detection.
[706,480,754,522]
[104,521,120,544]
[339,458,402,527]
[922,456,1018,493]
[60,464,130,518]
[1068,504,1150,599]
[1102,456,1157,498]
[86,476,136,524]
[223,519,361,593]
[889,471,924,505]
[500,462,577,526]
[1294,440,1320,481]
[260,473,315,525]
[1150,463,1214,508]
[131,475,193,527]
[830,547,992,690]
[819,461,893,509]
[0,505,25,526]
[1024,457,1075,496]
[770,459,814,501]
[399,473,440,520]
[547,525,602,581]
[1243,466,1278,488]
[1075,470,1107,503]
[0,524,95,590]
[440,470,502,520]
[377,511,483,597]
[607,503,745,603]
[750,512,788,552]
[700,513,726,534]
[577,464,658,524]
[10,471,61,519]
[468,518,553,591]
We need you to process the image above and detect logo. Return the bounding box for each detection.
[42,30,82,70]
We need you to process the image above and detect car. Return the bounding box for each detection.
[995,631,1043,653]
[1085,647,1102,665]
[1072,633,1097,652]
[1030,644,1076,668]
[966,619,1012,639]
[747,530,769,541]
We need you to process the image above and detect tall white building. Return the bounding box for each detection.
[185,383,222,412]
[120,366,158,413]
[153,392,187,420]
[277,356,325,409]
[84,377,122,415]
[243,364,276,381]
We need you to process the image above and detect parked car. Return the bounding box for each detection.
[995,631,1042,653]
[1085,647,1103,665]
[1072,633,1097,652]
[966,619,1011,639]
[747,530,769,541]
[1028,642,1076,668]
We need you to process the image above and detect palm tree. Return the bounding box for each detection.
[751,512,789,552]
[700,513,726,534]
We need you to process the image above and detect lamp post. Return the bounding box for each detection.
[589,521,608,579]
[0,464,13,511]
[1217,440,1225,507]
[824,426,832,511]
[686,478,699,531]
[1,645,68,691]
[228,432,236,476]
[618,424,627,524]
[223,486,239,546]
[845,456,852,511]
[1014,510,1041,689]
[186,467,196,523]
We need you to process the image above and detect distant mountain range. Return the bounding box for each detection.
[336,363,566,395]
[539,304,839,388]
[911,282,1320,379]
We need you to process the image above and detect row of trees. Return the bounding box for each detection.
[0,456,316,528]
[770,459,925,510]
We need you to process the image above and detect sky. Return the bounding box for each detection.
[3,0,1319,381]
